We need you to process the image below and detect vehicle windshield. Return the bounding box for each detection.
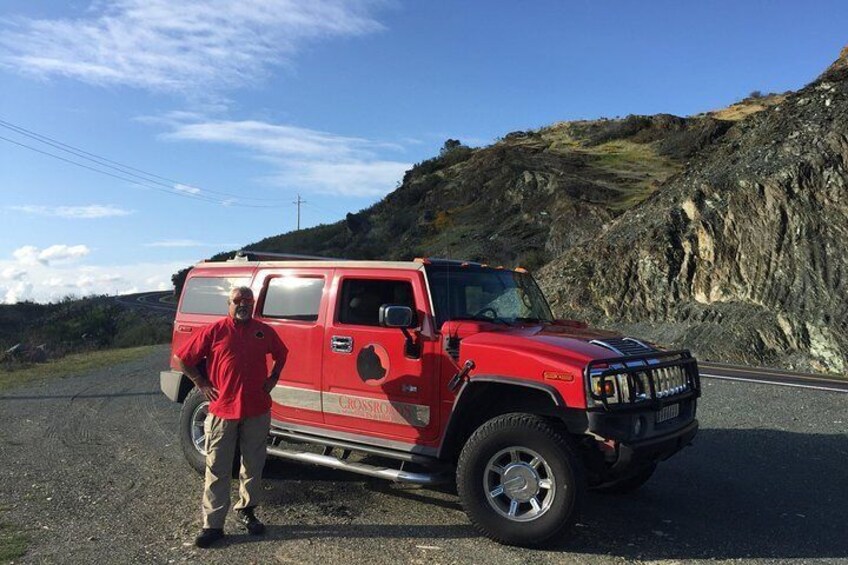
[425,265,554,328]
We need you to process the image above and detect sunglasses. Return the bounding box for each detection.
[231,297,255,305]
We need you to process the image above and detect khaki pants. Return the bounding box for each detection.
[202,410,271,529]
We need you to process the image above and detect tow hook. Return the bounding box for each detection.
[448,360,475,392]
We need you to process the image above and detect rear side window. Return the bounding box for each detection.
[180,277,250,315]
[262,277,324,321]
[339,279,415,326]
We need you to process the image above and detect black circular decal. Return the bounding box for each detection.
[255,330,264,339]
[357,344,389,385]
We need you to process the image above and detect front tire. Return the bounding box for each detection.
[456,413,585,547]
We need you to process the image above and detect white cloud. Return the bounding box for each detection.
[4,281,33,304]
[166,120,376,159]
[9,204,133,219]
[269,160,410,197]
[163,118,411,197]
[173,184,202,195]
[12,244,90,266]
[1,267,27,281]
[0,258,190,304]
[0,0,385,95]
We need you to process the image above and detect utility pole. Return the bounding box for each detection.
[293,194,306,230]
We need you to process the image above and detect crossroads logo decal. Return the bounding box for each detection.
[356,344,390,385]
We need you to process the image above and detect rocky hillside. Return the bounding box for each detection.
[179,48,848,373]
[537,48,848,373]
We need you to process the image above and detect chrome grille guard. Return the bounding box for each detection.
[585,350,701,411]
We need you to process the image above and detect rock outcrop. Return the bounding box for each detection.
[537,49,848,373]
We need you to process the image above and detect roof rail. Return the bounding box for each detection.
[229,250,341,262]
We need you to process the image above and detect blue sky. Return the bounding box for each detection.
[0,0,846,303]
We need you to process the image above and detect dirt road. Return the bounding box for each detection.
[1,345,846,564]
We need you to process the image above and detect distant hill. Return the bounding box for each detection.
[173,47,848,373]
[177,111,742,280]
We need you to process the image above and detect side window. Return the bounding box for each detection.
[180,276,251,315]
[339,279,415,327]
[262,277,324,321]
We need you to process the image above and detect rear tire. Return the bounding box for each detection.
[178,387,240,477]
[179,387,209,475]
[456,413,585,547]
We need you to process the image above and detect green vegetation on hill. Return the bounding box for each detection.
[0,297,171,367]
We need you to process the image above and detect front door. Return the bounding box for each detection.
[322,269,439,443]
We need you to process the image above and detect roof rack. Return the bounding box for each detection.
[419,258,486,267]
[229,250,341,262]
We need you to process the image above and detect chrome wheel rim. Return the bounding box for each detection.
[484,447,556,522]
[190,400,209,457]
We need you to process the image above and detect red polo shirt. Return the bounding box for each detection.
[176,317,287,420]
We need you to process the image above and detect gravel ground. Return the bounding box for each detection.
[0,345,846,564]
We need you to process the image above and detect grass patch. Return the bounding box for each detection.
[578,140,680,211]
[0,523,27,563]
[708,93,786,121]
[0,345,157,392]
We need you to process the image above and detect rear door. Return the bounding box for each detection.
[321,268,439,443]
[253,267,330,426]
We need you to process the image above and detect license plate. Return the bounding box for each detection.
[656,403,680,423]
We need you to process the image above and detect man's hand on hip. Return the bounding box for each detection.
[198,381,219,402]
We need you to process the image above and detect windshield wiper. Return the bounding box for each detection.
[450,315,510,325]
[514,317,550,324]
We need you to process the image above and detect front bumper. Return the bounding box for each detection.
[615,419,698,469]
[160,370,183,402]
[586,397,699,470]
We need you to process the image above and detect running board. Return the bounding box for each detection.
[265,445,452,485]
[268,428,437,465]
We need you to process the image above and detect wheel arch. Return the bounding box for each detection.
[437,376,587,462]
[175,373,195,403]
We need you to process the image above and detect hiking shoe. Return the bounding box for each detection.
[195,528,224,548]
[236,508,266,536]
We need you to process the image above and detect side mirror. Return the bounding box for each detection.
[379,304,415,328]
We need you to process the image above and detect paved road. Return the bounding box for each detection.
[1,345,846,564]
[113,291,176,313]
[700,361,848,393]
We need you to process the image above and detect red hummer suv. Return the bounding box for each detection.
[160,252,700,547]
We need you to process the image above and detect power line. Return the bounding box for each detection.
[0,118,293,208]
[0,134,220,203]
[0,118,292,202]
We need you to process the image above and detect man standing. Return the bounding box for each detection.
[174,286,287,548]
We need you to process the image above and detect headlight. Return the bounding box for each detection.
[590,372,631,405]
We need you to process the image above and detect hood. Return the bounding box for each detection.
[442,319,630,372]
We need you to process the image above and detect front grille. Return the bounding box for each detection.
[632,364,690,399]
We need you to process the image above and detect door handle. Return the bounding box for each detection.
[330,335,353,353]
[177,325,193,333]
